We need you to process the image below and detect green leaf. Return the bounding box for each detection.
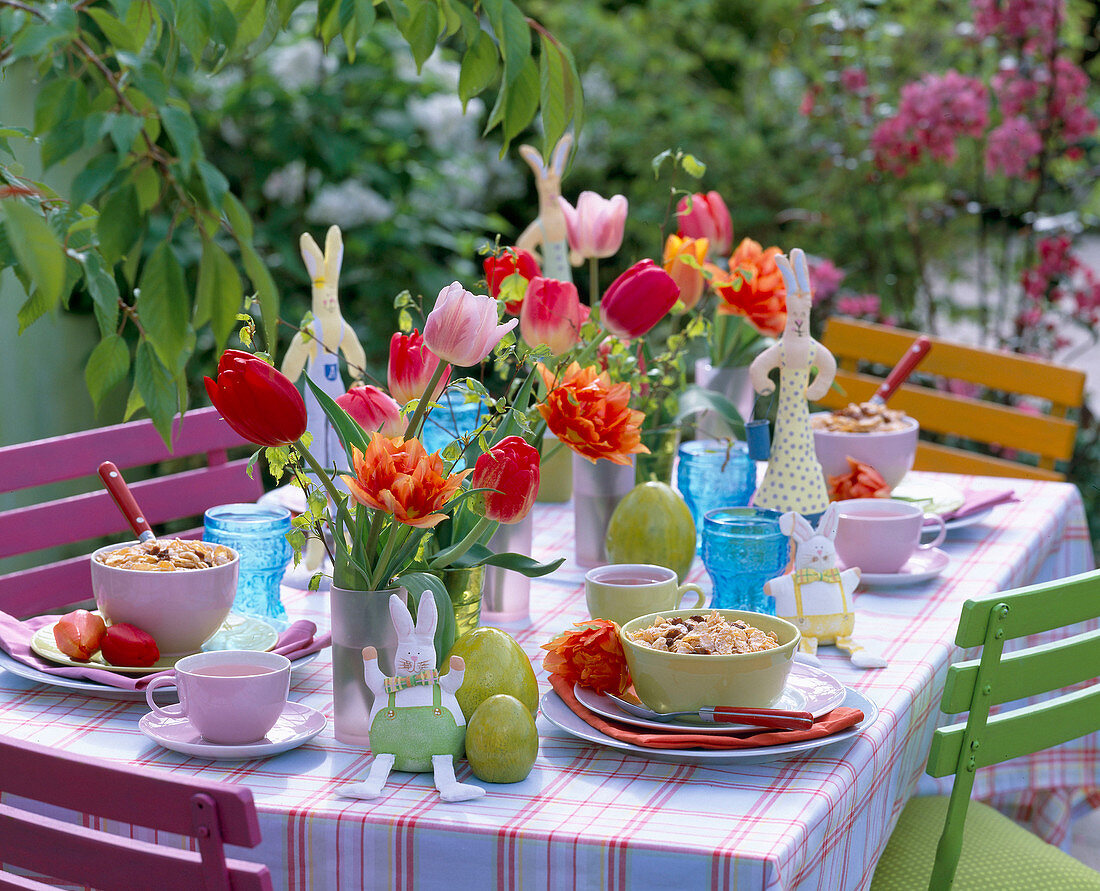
[133,340,180,442]
[16,288,52,333]
[195,239,242,350]
[85,333,131,412]
[538,34,567,155]
[72,153,120,208]
[319,0,356,48]
[481,0,529,88]
[674,385,746,438]
[160,105,200,172]
[34,78,80,134]
[97,185,141,265]
[449,545,564,577]
[240,243,279,352]
[224,192,253,241]
[396,572,456,670]
[502,56,539,146]
[404,1,440,72]
[176,0,212,61]
[133,165,161,212]
[10,6,78,59]
[1,199,65,312]
[107,113,144,154]
[83,250,122,335]
[85,7,142,53]
[197,160,229,210]
[304,375,368,467]
[136,242,194,374]
[681,153,707,178]
[459,31,498,108]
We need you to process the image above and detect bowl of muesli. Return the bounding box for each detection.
[618,609,800,713]
[90,539,239,656]
[811,403,919,490]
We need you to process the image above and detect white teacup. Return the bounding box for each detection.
[834,499,946,574]
[585,563,706,626]
[145,650,291,745]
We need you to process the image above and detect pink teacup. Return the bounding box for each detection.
[145,650,290,745]
[834,499,946,574]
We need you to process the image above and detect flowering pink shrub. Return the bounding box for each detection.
[808,258,846,301]
[985,116,1043,178]
[835,294,882,318]
[972,0,1062,54]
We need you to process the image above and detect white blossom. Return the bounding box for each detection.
[263,161,308,205]
[267,40,337,91]
[306,180,394,228]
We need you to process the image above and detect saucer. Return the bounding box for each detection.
[139,701,326,759]
[857,548,949,587]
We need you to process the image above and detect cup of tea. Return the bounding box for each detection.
[144,650,291,745]
[585,563,706,626]
[833,499,946,574]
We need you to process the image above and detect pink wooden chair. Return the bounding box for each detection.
[0,733,273,890]
[0,407,262,618]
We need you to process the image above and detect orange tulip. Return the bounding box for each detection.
[710,237,787,338]
[541,619,632,695]
[663,234,709,312]
[537,363,649,466]
[341,433,470,528]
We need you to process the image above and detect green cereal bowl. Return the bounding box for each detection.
[618,609,800,713]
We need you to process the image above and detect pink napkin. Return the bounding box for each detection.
[929,489,1018,522]
[0,612,330,691]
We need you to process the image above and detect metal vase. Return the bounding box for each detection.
[329,585,406,745]
[535,435,573,503]
[480,512,534,625]
[572,453,636,568]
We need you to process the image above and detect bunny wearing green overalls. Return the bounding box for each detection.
[342,592,484,802]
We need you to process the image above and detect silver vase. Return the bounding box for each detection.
[329,585,406,745]
[572,453,636,568]
[694,359,756,438]
[480,512,534,625]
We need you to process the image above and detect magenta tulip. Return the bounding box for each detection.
[557,191,628,259]
[676,190,733,257]
[388,329,450,407]
[204,350,307,447]
[599,259,680,339]
[472,435,540,524]
[423,282,518,367]
[335,385,404,437]
[520,277,587,355]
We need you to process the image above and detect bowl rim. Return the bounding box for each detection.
[90,540,239,573]
[619,608,800,661]
[810,411,919,437]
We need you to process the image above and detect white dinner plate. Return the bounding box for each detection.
[140,701,326,759]
[573,661,846,734]
[540,686,877,765]
[856,548,949,587]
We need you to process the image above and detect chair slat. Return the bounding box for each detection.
[954,570,1100,648]
[913,442,1064,481]
[941,628,1100,713]
[927,683,1100,777]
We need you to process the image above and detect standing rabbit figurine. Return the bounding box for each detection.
[516,134,573,283]
[764,504,886,669]
[749,247,836,516]
[341,592,485,803]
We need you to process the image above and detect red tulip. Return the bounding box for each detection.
[472,435,540,524]
[336,384,404,437]
[520,277,587,355]
[53,609,107,661]
[204,350,307,447]
[599,259,680,339]
[484,247,541,315]
[101,623,160,667]
[388,329,450,408]
[676,190,733,257]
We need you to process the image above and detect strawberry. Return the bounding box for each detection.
[100,623,160,667]
[53,610,107,661]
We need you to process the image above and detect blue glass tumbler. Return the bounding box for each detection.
[203,503,292,625]
[676,440,757,551]
[701,507,789,615]
[420,388,489,465]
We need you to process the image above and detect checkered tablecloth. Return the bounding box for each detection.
[0,473,1095,890]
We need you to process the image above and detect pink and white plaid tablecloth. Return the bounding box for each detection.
[0,473,1095,890]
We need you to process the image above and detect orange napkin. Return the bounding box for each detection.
[548,674,864,751]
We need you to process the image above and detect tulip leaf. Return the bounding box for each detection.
[446,544,565,577]
[397,571,455,669]
[305,375,369,467]
[674,385,746,439]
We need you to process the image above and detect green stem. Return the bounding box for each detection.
[369,521,401,590]
[588,256,599,308]
[427,515,494,569]
[403,362,450,443]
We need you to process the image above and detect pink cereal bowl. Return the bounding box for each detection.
[811,412,919,490]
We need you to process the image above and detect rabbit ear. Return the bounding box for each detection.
[782,512,815,542]
[518,144,548,178]
[551,133,573,176]
[300,232,324,282]
[323,225,343,281]
[775,253,799,297]
[389,593,415,641]
[816,502,840,540]
[791,248,811,293]
[414,592,437,639]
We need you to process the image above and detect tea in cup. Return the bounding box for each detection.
[585,563,706,626]
[833,499,946,574]
[144,650,291,745]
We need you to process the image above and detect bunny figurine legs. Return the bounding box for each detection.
[342,754,396,800]
[432,754,485,802]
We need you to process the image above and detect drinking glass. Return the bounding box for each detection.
[701,507,788,614]
[420,388,489,465]
[204,503,292,625]
[676,440,757,550]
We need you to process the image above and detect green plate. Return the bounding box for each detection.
[31,612,280,675]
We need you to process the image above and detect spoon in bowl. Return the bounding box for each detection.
[97,460,155,542]
[607,691,815,731]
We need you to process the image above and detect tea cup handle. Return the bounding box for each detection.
[145,675,183,718]
[677,583,706,610]
[919,513,947,550]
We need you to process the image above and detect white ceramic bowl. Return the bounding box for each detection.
[90,541,239,656]
[811,412,919,490]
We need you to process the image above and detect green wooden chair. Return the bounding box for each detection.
[872,569,1100,889]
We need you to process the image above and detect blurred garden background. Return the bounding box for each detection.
[3,0,1100,549]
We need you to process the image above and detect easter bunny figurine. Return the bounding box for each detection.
[749,247,836,516]
[516,134,574,283]
[764,504,886,669]
[341,593,485,803]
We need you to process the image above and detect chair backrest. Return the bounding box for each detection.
[0,733,272,890]
[0,406,263,617]
[818,318,1086,480]
[923,569,1100,888]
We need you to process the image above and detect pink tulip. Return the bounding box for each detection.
[599,259,680,339]
[557,191,628,259]
[423,282,518,367]
[520,277,587,355]
[676,191,733,257]
[388,329,450,407]
[336,384,404,437]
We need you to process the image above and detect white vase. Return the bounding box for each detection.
[572,454,636,568]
